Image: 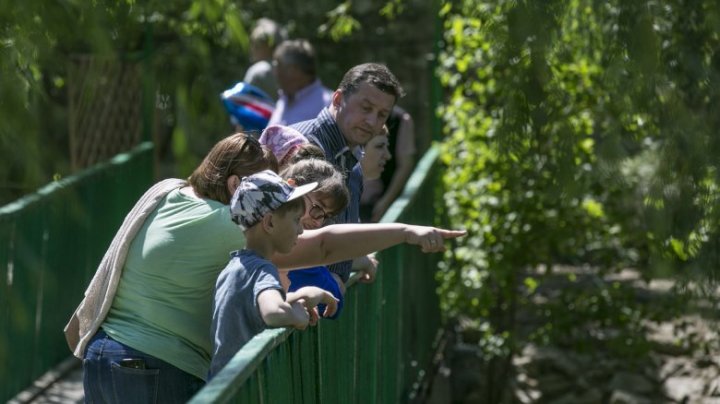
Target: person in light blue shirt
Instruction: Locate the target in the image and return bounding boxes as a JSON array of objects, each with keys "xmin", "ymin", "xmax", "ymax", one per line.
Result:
[{"xmin": 268, "ymin": 39, "xmax": 332, "ymax": 126}]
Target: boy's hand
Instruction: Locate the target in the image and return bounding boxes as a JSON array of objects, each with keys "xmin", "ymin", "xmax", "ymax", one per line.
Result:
[
  {"xmin": 292, "ymin": 286, "xmax": 339, "ymax": 319},
  {"xmin": 404, "ymin": 226, "xmax": 466, "ymax": 253},
  {"xmin": 289, "ymin": 301, "xmax": 310, "ymax": 330},
  {"xmin": 308, "ymin": 307, "xmax": 320, "ymax": 326}
]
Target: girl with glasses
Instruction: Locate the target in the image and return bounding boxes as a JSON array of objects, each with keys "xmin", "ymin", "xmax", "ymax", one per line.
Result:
[{"xmin": 280, "ymin": 158, "xmax": 350, "ymax": 317}]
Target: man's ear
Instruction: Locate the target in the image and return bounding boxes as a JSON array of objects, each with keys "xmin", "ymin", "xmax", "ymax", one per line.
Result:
[
  {"xmin": 331, "ymin": 90, "xmax": 344, "ymax": 109},
  {"xmin": 286, "ymin": 178, "xmax": 297, "ymax": 187},
  {"xmin": 227, "ymin": 175, "xmax": 241, "ymax": 197},
  {"xmin": 261, "ymin": 213, "xmax": 274, "ymax": 233}
]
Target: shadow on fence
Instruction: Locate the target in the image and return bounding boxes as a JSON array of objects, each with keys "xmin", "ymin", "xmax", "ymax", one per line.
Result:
[{"xmin": 0, "ymin": 143, "xmax": 154, "ymax": 403}]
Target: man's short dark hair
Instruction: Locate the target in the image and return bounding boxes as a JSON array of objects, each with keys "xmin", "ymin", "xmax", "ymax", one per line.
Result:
[
  {"xmin": 274, "ymin": 39, "xmax": 317, "ymax": 77},
  {"xmin": 337, "ymin": 63, "xmax": 405, "ymax": 100}
]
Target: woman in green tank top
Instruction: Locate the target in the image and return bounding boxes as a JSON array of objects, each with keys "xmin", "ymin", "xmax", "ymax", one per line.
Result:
[{"xmin": 76, "ymin": 132, "xmax": 464, "ymax": 403}]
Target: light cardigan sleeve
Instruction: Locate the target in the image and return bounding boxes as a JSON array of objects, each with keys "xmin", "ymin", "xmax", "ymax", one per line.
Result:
[{"xmin": 64, "ymin": 178, "xmax": 187, "ymax": 358}]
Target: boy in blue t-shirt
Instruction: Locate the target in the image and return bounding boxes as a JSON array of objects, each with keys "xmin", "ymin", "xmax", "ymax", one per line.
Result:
[{"xmin": 209, "ymin": 170, "xmax": 338, "ymax": 378}]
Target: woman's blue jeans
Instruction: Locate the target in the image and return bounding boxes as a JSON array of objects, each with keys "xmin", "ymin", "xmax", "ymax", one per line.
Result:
[{"xmin": 83, "ymin": 329, "xmax": 205, "ymax": 403}]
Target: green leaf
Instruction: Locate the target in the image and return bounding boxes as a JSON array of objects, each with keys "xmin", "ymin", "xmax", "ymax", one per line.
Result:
[
  {"xmin": 669, "ymin": 237, "xmax": 688, "ymax": 261},
  {"xmin": 523, "ymin": 277, "xmax": 538, "ymax": 293},
  {"xmin": 582, "ymin": 198, "xmax": 604, "ymax": 218}
]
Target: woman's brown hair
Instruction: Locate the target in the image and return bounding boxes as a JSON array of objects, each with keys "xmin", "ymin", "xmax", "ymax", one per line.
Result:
[{"xmin": 188, "ymin": 133, "xmax": 279, "ymax": 204}]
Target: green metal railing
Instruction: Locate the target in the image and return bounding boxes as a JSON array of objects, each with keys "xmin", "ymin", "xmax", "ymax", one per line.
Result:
[
  {"xmin": 190, "ymin": 146, "xmax": 444, "ymax": 404},
  {"xmin": 0, "ymin": 142, "xmax": 154, "ymax": 403}
]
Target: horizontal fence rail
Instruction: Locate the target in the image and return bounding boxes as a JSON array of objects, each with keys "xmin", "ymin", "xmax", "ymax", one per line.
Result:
[
  {"xmin": 190, "ymin": 146, "xmax": 443, "ymax": 404},
  {"xmin": 0, "ymin": 142, "xmax": 154, "ymax": 402}
]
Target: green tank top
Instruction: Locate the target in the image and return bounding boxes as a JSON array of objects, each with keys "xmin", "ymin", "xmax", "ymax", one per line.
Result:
[{"xmin": 102, "ymin": 188, "xmax": 245, "ymax": 380}]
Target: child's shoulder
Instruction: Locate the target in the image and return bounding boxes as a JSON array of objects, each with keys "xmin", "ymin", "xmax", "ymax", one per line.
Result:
[
  {"xmin": 217, "ymin": 250, "xmax": 278, "ymax": 292},
  {"xmin": 232, "ymin": 249, "xmax": 276, "ymax": 273}
]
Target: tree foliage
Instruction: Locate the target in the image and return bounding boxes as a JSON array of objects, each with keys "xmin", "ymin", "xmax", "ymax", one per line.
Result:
[
  {"xmin": 437, "ymin": 0, "xmax": 720, "ymax": 398},
  {"xmin": 0, "ymin": 0, "xmax": 435, "ymax": 205},
  {"xmin": 1, "ymin": 0, "xmax": 250, "ymax": 200}
]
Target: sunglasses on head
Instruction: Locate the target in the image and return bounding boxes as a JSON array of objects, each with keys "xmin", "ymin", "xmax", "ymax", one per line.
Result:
[
  {"xmin": 224, "ymin": 134, "xmax": 264, "ymax": 184},
  {"xmin": 238, "ymin": 133, "xmax": 261, "ymax": 156}
]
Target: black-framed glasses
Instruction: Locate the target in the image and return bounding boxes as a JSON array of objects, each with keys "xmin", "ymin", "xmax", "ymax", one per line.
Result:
[{"xmin": 305, "ymin": 197, "xmax": 330, "ymax": 221}]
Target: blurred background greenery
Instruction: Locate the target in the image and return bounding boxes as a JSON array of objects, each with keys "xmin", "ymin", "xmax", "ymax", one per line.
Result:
[
  {"xmin": 436, "ymin": 0, "xmax": 720, "ymax": 401},
  {"xmin": 0, "ymin": 0, "xmax": 438, "ymax": 204},
  {"xmin": 3, "ymin": 0, "xmax": 720, "ymax": 401}
]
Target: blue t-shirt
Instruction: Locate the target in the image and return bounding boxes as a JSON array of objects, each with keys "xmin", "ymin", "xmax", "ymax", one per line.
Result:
[
  {"xmin": 287, "ymin": 266, "xmax": 344, "ymax": 319},
  {"xmin": 209, "ymin": 249, "xmax": 284, "ymax": 378}
]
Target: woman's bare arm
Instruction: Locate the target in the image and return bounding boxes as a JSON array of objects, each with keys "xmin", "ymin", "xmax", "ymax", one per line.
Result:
[{"xmin": 271, "ymin": 223, "xmax": 465, "ymax": 270}]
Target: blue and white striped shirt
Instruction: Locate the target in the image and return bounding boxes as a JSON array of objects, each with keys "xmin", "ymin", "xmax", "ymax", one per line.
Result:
[{"xmin": 292, "ymin": 108, "xmax": 362, "ymax": 282}]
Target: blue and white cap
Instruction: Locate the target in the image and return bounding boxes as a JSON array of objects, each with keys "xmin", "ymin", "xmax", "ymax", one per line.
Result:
[
  {"xmin": 221, "ymin": 82, "xmax": 275, "ymax": 131},
  {"xmin": 230, "ymin": 170, "xmax": 317, "ymax": 230}
]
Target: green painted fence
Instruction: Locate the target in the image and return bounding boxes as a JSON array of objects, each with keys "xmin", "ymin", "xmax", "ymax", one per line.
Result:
[
  {"xmin": 0, "ymin": 142, "xmax": 154, "ymax": 402},
  {"xmin": 190, "ymin": 146, "xmax": 445, "ymax": 404}
]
